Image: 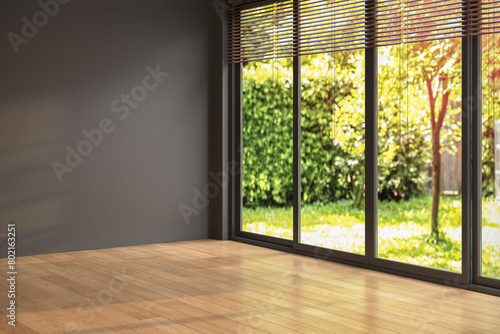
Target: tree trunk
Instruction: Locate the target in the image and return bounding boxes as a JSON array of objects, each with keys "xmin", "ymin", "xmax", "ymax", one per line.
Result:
[
  {"xmin": 351, "ymin": 182, "xmax": 363, "ymax": 209},
  {"xmin": 426, "ymin": 77, "xmax": 449, "ymax": 241},
  {"xmin": 431, "ymin": 131, "xmax": 441, "ymax": 239}
]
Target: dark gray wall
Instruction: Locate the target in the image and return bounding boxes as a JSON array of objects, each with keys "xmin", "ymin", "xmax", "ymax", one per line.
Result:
[{"xmin": 0, "ymin": 0, "xmax": 211, "ymax": 256}]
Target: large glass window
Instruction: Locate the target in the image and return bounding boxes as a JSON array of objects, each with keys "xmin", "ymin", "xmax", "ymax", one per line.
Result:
[
  {"xmin": 242, "ymin": 59, "xmax": 294, "ymax": 240},
  {"xmin": 300, "ymin": 51, "xmax": 365, "ymax": 254},
  {"xmin": 377, "ymin": 40, "xmax": 462, "ymax": 272}
]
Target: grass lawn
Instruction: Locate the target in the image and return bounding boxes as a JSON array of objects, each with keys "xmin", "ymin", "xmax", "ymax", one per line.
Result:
[{"xmin": 243, "ymin": 196, "xmax": 500, "ymax": 278}]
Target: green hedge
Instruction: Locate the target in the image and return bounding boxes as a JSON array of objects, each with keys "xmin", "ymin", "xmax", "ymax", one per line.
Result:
[{"xmin": 242, "ymin": 49, "xmax": 463, "ymax": 208}]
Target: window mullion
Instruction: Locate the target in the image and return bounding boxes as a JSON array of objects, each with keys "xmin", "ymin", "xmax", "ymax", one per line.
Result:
[
  {"xmin": 365, "ymin": 0, "xmax": 378, "ymax": 262},
  {"xmin": 293, "ymin": 0, "xmax": 301, "ymax": 247}
]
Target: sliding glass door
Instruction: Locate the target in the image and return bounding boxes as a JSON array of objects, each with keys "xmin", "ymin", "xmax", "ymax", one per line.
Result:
[
  {"xmin": 300, "ymin": 51, "xmax": 366, "ymax": 254},
  {"xmin": 241, "ymin": 58, "xmax": 294, "ymax": 240},
  {"xmin": 229, "ymin": 0, "xmax": 500, "ymax": 292},
  {"xmin": 377, "ymin": 40, "xmax": 463, "ymax": 273}
]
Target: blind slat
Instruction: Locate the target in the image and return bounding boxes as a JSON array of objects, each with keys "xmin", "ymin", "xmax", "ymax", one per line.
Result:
[{"xmin": 226, "ymin": 0, "xmax": 500, "ymax": 64}]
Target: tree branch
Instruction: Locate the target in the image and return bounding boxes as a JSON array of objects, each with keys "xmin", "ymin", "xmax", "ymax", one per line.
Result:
[
  {"xmin": 436, "ymin": 90, "xmax": 450, "ymax": 132},
  {"xmin": 426, "ymin": 77, "xmax": 436, "ymax": 130}
]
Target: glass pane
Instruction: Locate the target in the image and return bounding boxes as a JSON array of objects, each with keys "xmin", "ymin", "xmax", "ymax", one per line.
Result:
[
  {"xmin": 481, "ymin": 32, "xmax": 500, "ymax": 279},
  {"xmin": 300, "ymin": 51, "xmax": 365, "ymax": 254},
  {"xmin": 242, "ymin": 58, "xmax": 294, "ymax": 239},
  {"xmin": 377, "ymin": 39, "xmax": 462, "ymax": 272}
]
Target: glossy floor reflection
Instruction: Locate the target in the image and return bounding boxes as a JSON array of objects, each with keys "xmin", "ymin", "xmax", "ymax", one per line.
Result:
[{"xmin": 1, "ymin": 240, "xmax": 499, "ymax": 333}]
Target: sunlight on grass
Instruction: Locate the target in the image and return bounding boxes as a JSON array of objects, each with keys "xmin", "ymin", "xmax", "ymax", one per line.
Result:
[
  {"xmin": 243, "ymin": 196, "xmax": 500, "ymax": 276},
  {"xmin": 301, "ymin": 223, "xmax": 365, "ymax": 254}
]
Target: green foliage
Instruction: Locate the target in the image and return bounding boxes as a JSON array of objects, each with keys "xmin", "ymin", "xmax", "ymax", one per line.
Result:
[
  {"xmin": 242, "ymin": 47, "xmax": 441, "ymax": 207},
  {"xmin": 242, "ymin": 37, "xmax": 499, "ymax": 210},
  {"xmin": 301, "ymin": 52, "xmax": 365, "ymax": 205},
  {"xmin": 242, "ymin": 54, "xmax": 369, "ymax": 207},
  {"xmin": 242, "ymin": 59, "xmax": 294, "ymax": 206}
]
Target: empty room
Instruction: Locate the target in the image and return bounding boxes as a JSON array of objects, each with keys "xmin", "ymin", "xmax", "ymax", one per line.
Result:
[{"xmin": 1, "ymin": 0, "xmax": 500, "ymax": 333}]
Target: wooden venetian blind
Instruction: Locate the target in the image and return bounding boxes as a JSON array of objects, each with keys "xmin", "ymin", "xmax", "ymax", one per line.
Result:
[
  {"xmin": 226, "ymin": 0, "xmax": 295, "ymax": 63},
  {"xmin": 226, "ymin": 0, "xmax": 500, "ymax": 64},
  {"xmin": 376, "ymin": 0, "xmax": 500, "ymax": 46},
  {"xmin": 481, "ymin": 0, "xmax": 500, "ymax": 36}
]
